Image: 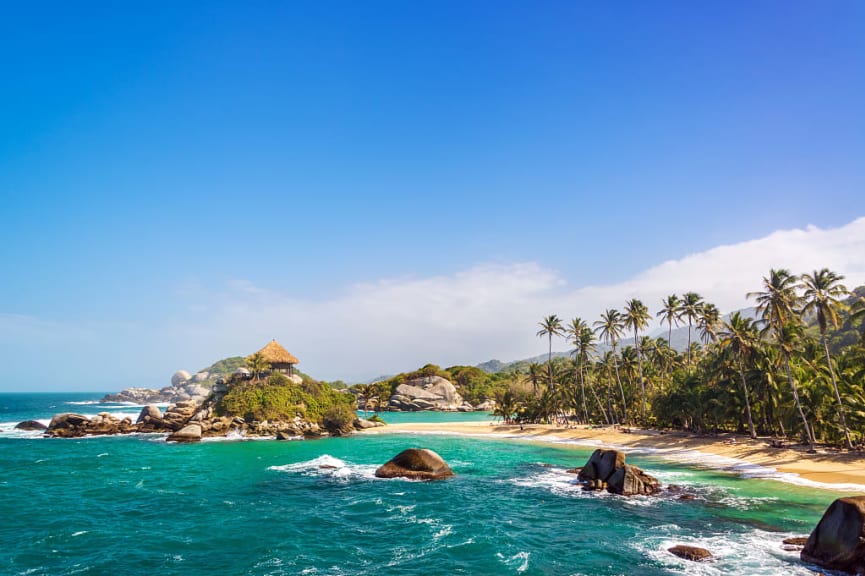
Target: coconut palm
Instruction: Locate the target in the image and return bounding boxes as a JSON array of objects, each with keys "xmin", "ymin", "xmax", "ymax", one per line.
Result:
[
  {"xmin": 524, "ymin": 362, "xmax": 545, "ymax": 397},
  {"xmin": 657, "ymin": 294, "xmax": 682, "ymax": 347},
  {"xmin": 246, "ymin": 352, "xmax": 271, "ymax": 383},
  {"xmin": 566, "ymin": 317, "xmax": 590, "ymax": 422},
  {"xmin": 748, "ymin": 268, "xmax": 815, "ymax": 450},
  {"xmin": 537, "ymin": 315, "xmax": 564, "ymax": 391},
  {"xmin": 679, "ymin": 292, "xmax": 704, "ymax": 370},
  {"xmin": 717, "ymin": 312, "xmax": 759, "ymax": 439},
  {"xmin": 698, "ymin": 302, "xmax": 721, "ymax": 345},
  {"xmin": 801, "ymin": 268, "xmax": 853, "ymax": 448},
  {"xmin": 623, "ymin": 298, "xmax": 651, "ymax": 420},
  {"xmin": 594, "ymin": 309, "xmax": 628, "ymax": 423}
]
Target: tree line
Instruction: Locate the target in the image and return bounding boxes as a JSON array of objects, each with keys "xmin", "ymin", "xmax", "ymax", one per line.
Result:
[{"xmin": 495, "ymin": 268, "xmax": 865, "ymax": 449}]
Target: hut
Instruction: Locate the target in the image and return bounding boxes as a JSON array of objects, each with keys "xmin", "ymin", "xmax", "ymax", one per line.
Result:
[{"xmin": 251, "ymin": 339, "xmax": 300, "ymax": 377}]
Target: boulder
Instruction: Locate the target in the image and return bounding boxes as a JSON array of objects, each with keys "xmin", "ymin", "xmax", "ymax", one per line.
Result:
[
  {"xmin": 668, "ymin": 545, "xmax": 712, "ymax": 561},
  {"xmin": 375, "ymin": 448, "xmax": 455, "ymax": 480},
  {"xmin": 136, "ymin": 405, "xmax": 163, "ymax": 424},
  {"xmin": 475, "ymin": 399, "xmax": 496, "ymax": 411},
  {"xmin": 15, "ymin": 420, "xmax": 47, "ymax": 431},
  {"xmin": 802, "ymin": 496, "xmax": 865, "ymax": 573},
  {"xmin": 577, "ymin": 449, "xmax": 626, "ymax": 483},
  {"xmin": 388, "ymin": 376, "xmax": 467, "ymax": 411},
  {"xmin": 607, "ymin": 464, "xmax": 660, "ymax": 496},
  {"xmin": 191, "ymin": 371, "xmax": 209, "ymax": 383},
  {"xmin": 171, "ymin": 370, "xmax": 191, "ymax": 387},
  {"xmin": 167, "ymin": 423, "xmax": 202, "ymax": 443}
]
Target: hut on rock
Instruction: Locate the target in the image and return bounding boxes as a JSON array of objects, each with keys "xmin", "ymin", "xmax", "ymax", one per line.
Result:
[{"xmin": 251, "ymin": 339, "xmax": 300, "ymax": 377}]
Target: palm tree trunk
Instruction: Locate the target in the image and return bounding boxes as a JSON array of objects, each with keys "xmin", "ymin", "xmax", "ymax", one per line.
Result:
[
  {"xmin": 783, "ymin": 352, "xmax": 815, "ymax": 451},
  {"xmin": 578, "ymin": 361, "xmax": 589, "ymax": 424},
  {"xmin": 548, "ymin": 335, "xmax": 554, "ymax": 392},
  {"xmin": 612, "ymin": 345, "xmax": 628, "ymax": 425},
  {"xmin": 585, "ymin": 367, "xmax": 609, "ymax": 424},
  {"xmin": 634, "ymin": 332, "xmax": 646, "ymax": 421},
  {"xmin": 822, "ymin": 335, "xmax": 853, "ymax": 449},
  {"xmin": 737, "ymin": 356, "xmax": 757, "ymax": 439},
  {"xmin": 687, "ymin": 320, "xmax": 692, "ymax": 370}
]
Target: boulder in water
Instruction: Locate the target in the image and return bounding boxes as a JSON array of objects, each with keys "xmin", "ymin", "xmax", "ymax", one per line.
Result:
[
  {"xmin": 375, "ymin": 448, "xmax": 454, "ymax": 480},
  {"xmin": 607, "ymin": 464, "xmax": 660, "ymax": 496},
  {"xmin": 801, "ymin": 496, "xmax": 865, "ymax": 573},
  {"xmin": 15, "ymin": 420, "xmax": 47, "ymax": 431},
  {"xmin": 577, "ymin": 449, "xmax": 626, "ymax": 484},
  {"xmin": 668, "ymin": 545, "xmax": 712, "ymax": 561}
]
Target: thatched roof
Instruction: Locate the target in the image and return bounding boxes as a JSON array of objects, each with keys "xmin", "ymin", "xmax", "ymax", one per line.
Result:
[{"xmin": 251, "ymin": 339, "xmax": 300, "ymax": 365}]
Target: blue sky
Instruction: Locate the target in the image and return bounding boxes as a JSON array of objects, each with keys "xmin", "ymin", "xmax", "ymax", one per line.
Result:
[{"xmin": 1, "ymin": 1, "xmax": 864, "ymax": 391}]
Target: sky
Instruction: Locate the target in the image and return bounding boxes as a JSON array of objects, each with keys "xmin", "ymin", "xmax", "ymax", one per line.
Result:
[{"xmin": 1, "ymin": 1, "xmax": 864, "ymax": 391}]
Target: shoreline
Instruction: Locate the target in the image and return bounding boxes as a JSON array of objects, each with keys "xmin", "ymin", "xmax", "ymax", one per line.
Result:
[{"xmin": 362, "ymin": 421, "xmax": 865, "ymax": 491}]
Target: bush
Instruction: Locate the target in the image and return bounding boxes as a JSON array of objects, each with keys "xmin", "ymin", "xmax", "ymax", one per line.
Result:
[{"xmin": 322, "ymin": 404, "xmax": 356, "ymax": 436}]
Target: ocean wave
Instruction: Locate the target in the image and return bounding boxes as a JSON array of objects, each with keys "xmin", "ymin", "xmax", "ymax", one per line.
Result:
[
  {"xmin": 269, "ymin": 455, "xmax": 379, "ymax": 481},
  {"xmin": 638, "ymin": 528, "xmax": 813, "ymax": 575}
]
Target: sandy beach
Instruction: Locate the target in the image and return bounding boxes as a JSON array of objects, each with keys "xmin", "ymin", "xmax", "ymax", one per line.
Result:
[{"xmin": 363, "ymin": 421, "xmax": 865, "ymax": 490}]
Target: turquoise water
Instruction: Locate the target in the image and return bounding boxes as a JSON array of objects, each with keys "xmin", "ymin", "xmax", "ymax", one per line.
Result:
[{"xmin": 0, "ymin": 394, "xmax": 856, "ymax": 575}]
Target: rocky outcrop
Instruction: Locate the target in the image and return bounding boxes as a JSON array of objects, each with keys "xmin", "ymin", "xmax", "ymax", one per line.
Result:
[
  {"xmin": 45, "ymin": 412, "xmax": 135, "ymax": 438},
  {"xmin": 15, "ymin": 420, "xmax": 47, "ymax": 431},
  {"xmin": 167, "ymin": 423, "xmax": 202, "ymax": 443},
  {"xmin": 375, "ymin": 448, "xmax": 454, "ymax": 480},
  {"xmin": 576, "ymin": 449, "xmax": 659, "ymax": 496},
  {"xmin": 607, "ymin": 464, "xmax": 661, "ymax": 496},
  {"xmin": 668, "ymin": 545, "xmax": 712, "ymax": 561},
  {"xmin": 387, "ymin": 376, "xmax": 474, "ymax": 412},
  {"xmin": 781, "ymin": 536, "xmax": 808, "ymax": 551},
  {"xmin": 474, "ymin": 399, "xmax": 496, "ymax": 411},
  {"xmin": 802, "ymin": 496, "xmax": 865, "ymax": 573}
]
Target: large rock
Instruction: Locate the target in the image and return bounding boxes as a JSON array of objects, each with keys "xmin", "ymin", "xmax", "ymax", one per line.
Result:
[
  {"xmin": 577, "ymin": 449, "xmax": 626, "ymax": 483},
  {"xmin": 375, "ymin": 448, "xmax": 454, "ymax": 480},
  {"xmin": 389, "ymin": 376, "xmax": 471, "ymax": 411},
  {"xmin": 576, "ymin": 449, "xmax": 659, "ymax": 496},
  {"xmin": 668, "ymin": 545, "xmax": 712, "ymax": 561},
  {"xmin": 171, "ymin": 370, "xmax": 191, "ymax": 387},
  {"xmin": 167, "ymin": 423, "xmax": 202, "ymax": 443},
  {"xmin": 607, "ymin": 464, "xmax": 660, "ymax": 496},
  {"xmin": 802, "ymin": 496, "xmax": 865, "ymax": 573},
  {"xmin": 136, "ymin": 405, "xmax": 163, "ymax": 424},
  {"xmin": 15, "ymin": 420, "xmax": 47, "ymax": 431}
]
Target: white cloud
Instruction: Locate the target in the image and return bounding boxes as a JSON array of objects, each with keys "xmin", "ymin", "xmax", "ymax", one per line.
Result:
[
  {"xmin": 3, "ymin": 217, "xmax": 865, "ymax": 389},
  {"xmin": 165, "ymin": 217, "xmax": 865, "ymax": 382}
]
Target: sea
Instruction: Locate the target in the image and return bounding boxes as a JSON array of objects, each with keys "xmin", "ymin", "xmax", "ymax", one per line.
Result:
[{"xmin": 0, "ymin": 393, "xmax": 857, "ymax": 576}]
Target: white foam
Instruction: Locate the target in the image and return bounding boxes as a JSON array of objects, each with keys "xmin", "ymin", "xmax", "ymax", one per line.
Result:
[
  {"xmin": 639, "ymin": 528, "xmax": 813, "ymax": 575},
  {"xmin": 269, "ymin": 455, "xmax": 378, "ymax": 481}
]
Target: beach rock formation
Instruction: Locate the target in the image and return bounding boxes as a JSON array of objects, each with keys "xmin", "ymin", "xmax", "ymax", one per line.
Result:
[
  {"xmin": 375, "ymin": 448, "xmax": 454, "ymax": 480},
  {"xmin": 668, "ymin": 545, "xmax": 712, "ymax": 561},
  {"xmin": 801, "ymin": 496, "xmax": 865, "ymax": 573},
  {"xmin": 387, "ymin": 376, "xmax": 474, "ymax": 412},
  {"xmin": 45, "ymin": 412, "xmax": 135, "ymax": 437},
  {"xmin": 576, "ymin": 449, "xmax": 660, "ymax": 496},
  {"xmin": 167, "ymin": 423, "xmax": 202, "ymax": 443},
  {"xmin": 15, "ymin": 420, "xmax": 47, "ymax": 431},
  {"xmin": 171, "ymin": 370, "xmax": 192, "ymax": 387}
]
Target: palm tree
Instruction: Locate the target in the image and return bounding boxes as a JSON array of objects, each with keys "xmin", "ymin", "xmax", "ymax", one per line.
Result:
[
  {"xmin": 566, "ymin": 317, "xmax": 590, "ymax": 422},
  {"xmin": 657, "ymin": 294, "xmax": 682, "ymax": 347},
  {"xmin": 623, "ymin": 298, "xmax": 651, "ymax": 420},
  {"xmin": 524, "ymin": 362, "xmax": 545, "ymax": 397},
  {"xmin": 679, "ymin": 292, "xmax": 704, "ymax": 370},
  {"xmin": 698, "ymin": 302, "xmax": 721, "ymax": 345},
  {"xmin": 594, "ymin": 309, "xmax": 628, "ymax": 423},
  {"xmin": 801, "ymin": 268, "xmax": 852, "ymax": 448},
  {"xmin": 246, "ymin": 352, "xmax": 271, "ymax": 383},
  {"xmin": 537, "ymin": 315, "xmax": 564, "ymax": 391},
  {"xmin": 748, "ymin": 268, "xmax": 815, "ymax": 451},
  {"xmin": 718, "ymin": 312, "xmax": 758, "ymax": 439}
]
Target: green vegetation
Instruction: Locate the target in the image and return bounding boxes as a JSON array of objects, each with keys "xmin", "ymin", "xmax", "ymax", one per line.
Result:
[
  {"xmin": 217, "ymin": 372, "xmax": 355, "ymax": 425},
  {"xmin": 505, "ymin": 268, "xmax": 865, "ymax": 449},
  {"xmin": 354, "ymin": 363, "xmax": 518, "ymax": 407}
]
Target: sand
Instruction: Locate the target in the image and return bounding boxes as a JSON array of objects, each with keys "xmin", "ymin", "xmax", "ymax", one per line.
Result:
[{"xmin": 362, "ymin": 421, "xmax": 865, "ymax": 490}]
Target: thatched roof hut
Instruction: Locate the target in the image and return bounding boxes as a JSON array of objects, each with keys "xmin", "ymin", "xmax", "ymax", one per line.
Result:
[{"xmin": 250, "ymin": 339, "xmax": 300, "ymax": 376}]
